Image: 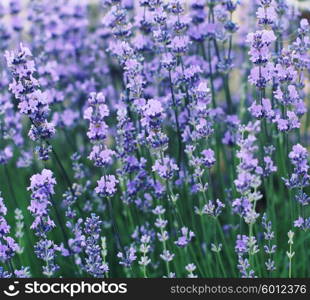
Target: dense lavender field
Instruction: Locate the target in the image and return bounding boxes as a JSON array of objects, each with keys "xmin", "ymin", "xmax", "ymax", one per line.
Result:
[{"xmin": 0, "ymin": 0, "xmax": 309, "ymax": 278}]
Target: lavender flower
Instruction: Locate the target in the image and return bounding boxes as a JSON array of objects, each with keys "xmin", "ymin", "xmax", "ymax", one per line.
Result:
[
  {"xmin": 95, "ymin": 175, "xmax": 119, "ymax": 197},
  {"xmin": 284, "ymin": 144, "xmax": 310, "ymax": 189},
  {"xmin": 237, "ymin": 256, "xmax": 256, "ymax": 278},
  {"xmin": 202, "ymin": 199, "xmax": 225, "ymax": 218},
  {"xmin": 5, "ymin": 44, "xmax": 55, "ymax": 160},
  {"xmin": 262, "ymin": 213, "xmax": 276, "ymax": 272},
  {"xmin": 138, "ymin": 234, "xmax": 151, "ymax": 275},
  {"xmin": 235, "ymin": 233, "xmax": 258, "ymax": 278},
  {"xmin": 34, "ymin": 240, "xmax": 59, "ymax": 276},
  {"xmin": 15, "ymin": 267, "xmax": 31, "ymax": 278},
  {"xmin": 27, "ymin": 169, "xmax": 59, "ymax": 276},
  {"xmin": 201, "ymin": 148, "xmax": 216, "ymax": 168},
  {"xmin": 28, "ymin": 169, "xmax": 56, "ymax": 235},
  {"xmin": 117, "ymin": 246, "xmax": 137, "ymax": 268},
  {"xmin": 160, "ymin": 249, "xmax": 174, "ymax": 262},
  {"xmin": 84, "ymin": 92, "xmax": 109, "ymax": 142},
  {"xmin": 233, "ymin": 123, "xmax": 262, "ymax": 224},
  {"xmin": 235, "ymin": 234, "xmax": 249, "ymax": 255},
  {"xmin": 14, "ymin": 208, "xmax": 24, "ymax": 254},
  {"xmin": 175, "ymin": 227, "xmax": 195, "ymax": 248},
  {"xmin": 185, "ymin": 263, "xmax": 197, "ymax": 278},
  {"xmin": 0, "ymin": 192, "xmax": 19, "ymax": 263},
  {"xmin": 84, "ymin": 214, "xmax": 109, "ymax": 277},
  {"xmin": 152, "ymin": 156, "xmax": 178, "ymax": 179}
]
